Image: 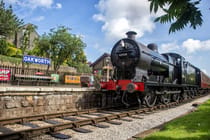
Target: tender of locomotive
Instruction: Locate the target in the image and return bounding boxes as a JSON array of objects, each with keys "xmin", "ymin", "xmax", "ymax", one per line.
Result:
[{"xmin": 100, "ymin": 31, "xmax": 210, "ymax": 107}]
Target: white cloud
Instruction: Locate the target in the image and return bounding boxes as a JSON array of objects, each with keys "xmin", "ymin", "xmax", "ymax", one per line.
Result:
[
  {"xmin": 182, "ymin": 39, "xmax": 210, "ymax": 53},
  {"xmin": 5, "ymin": 0, "xmax": 60, "ymax": 9},
  {"xmin": 32, "ymin": 16, "xmax": 45, "ymax": 22},
  {"xmin": 5, "ymin": 0, "xmax": 18, "ymax": 4},
  {"xmin": 93, "ymin": 0, "xmax": 160, "ymax": 40},
  {"xmin": 160, "ymin": 42, "xmax": 180, "ymax": 53},
  {"xmin": 30, "ymin": 0, "xmax": 53, "ymax": 8},
  {"xmin": 159, "ymin": 39, "xmax": 210, "ymax": 54},
  {"xmin": 55, "ymin": 3, "xmax": 62, "ymax": 9}
]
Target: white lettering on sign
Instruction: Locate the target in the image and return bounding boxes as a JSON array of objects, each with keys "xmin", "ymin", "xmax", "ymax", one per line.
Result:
[
  {"xmin": 0, "ymin": 69, "xmax": 10, "ymax": 74},
  {"xmin": 23, "ymin": 55, "xmax": 51, "ymax": 65}
]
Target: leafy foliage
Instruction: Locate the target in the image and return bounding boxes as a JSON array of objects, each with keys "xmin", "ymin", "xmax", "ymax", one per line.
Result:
[
  {"xmin": 49, "ymin": 26, "xmax": 85, "ymax": 72},
  {"xmin": 30, "ymin": 33, "xmax": 51, "ymax": 58},
  {"xmin": 75, "ymin": 63, "xmax": 92, "ymax": 73},
  {"xmin": 33, "ymin": 26, "xmax": 87, "ymax": 73},
  {"xmin": 149, "ymin": 0, "xmax": 203, "ymax": 33},
  {"xmin": 6, "ymin": 46, "xmax": 22, "ymax": 57},
  {"xmin": 0, "ymin": 39, "xmax": 21, "ymax": 57},
  {"xmin": 0, "ymin": 54, "xmax": 22, "ymax": 65},
  {"xmin": 0, "ymin": 0, "xmax": 23, "ymax": 37},
  {"xmin": 0, "ymin": 39, "xmax": 7, "ymax": 54}
]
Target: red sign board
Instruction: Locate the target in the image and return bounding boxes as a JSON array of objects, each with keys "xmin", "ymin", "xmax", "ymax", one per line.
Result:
[{"xmin": 0, "ymin": 69, "xmax": 11, "ymax": 81}]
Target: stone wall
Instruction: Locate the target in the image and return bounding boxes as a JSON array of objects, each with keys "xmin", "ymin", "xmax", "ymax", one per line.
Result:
[{"xmin": 0, "ymin": 87, "xmax": 104, "ymax": 119}]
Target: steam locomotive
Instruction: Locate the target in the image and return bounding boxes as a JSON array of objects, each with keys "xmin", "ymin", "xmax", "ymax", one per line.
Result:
[{"xmin": 100, "ymin": 31, "xmax": 210, "ymax": 107}]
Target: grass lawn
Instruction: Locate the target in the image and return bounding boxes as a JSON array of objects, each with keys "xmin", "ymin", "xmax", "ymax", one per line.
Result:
[{"xmin": 142, "ymin": 99, "xmax": 210, "ymax": 140}]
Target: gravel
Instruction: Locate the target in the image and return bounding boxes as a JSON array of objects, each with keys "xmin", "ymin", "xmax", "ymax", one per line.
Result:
[
  {"xmin": 32, "ymin": 95, "xmax": 210, "ymax": 140},
  {"xmin": 4, "ymin": 124, "xmax": 31, "ymax": 131}
]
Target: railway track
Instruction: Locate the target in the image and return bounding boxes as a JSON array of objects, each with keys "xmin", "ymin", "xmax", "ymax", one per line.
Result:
[{"xmin": 0, "ymin": 94, "xmax": 208, "ymax": 140}]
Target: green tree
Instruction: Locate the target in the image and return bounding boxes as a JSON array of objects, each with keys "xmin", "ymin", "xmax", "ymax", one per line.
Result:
[
  {"xmin": 49, "ymin": 26, "xmax": 86, "ymax": 73},
  {"xmin": 0, "ymin": 38, "xmax": 7, "ymax": 55},
  {"xmin": 67, "ymin": 49, "xmax": 90, "ymax": 73},
  {"xmin": 67, "ymin": 40, "xmax": 87, "ymax": 65},
  {"xmin": 76, "ymin": 63, "xmax": 92, "ymax": 73},
  {"xmin": 32, "ymin": 26, "xmax": 87, "ymax": 73},
  {"xmin": 6, "ymin": 46, "xmax": 22, "ymax": 57},
  {"xmin": 149, "ymin": 0, "xmax": 203, "ymax": 33},
  {"xmin": 0, "ymin": 0, "xmax": 23, "ymax": 37},
  {"xmin": 31, "ymin": 33, "xmax": 51, "ymax": 58},
  {"xmin": 30, "ymin": 33, "xmax": 51, "ymax": 73},
  {"xmin": 0, "ymin": 38, "xmax": 21, "ymax": 57}
]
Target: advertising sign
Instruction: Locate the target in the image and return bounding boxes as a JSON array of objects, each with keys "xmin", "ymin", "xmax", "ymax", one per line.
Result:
[
  {"xmin": 64, "ymin": 75, "xmax": 80, "ymax": 84},
  {"xmin": 23, "ymin": 55, "xmax": 51, "ymax": 65},
  {"xmin": 51, "ymin": 74, "xmax": 59, "ymax": 83},
  {"xmin": 0, "ymin": 69, "xmax": 11, "ymax": 81}
]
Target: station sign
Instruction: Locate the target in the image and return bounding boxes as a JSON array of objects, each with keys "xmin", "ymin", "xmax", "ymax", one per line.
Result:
[
  {"xmin": 23, "ymin": 55, "xmax": 51, "ymax": 65},
  {"xmin": 0, "ymin": 69, "xmax": 11, "ymax": 81}
]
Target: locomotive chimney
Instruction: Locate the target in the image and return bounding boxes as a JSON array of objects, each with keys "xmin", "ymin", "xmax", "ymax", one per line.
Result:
[
  {"xmin": 147, "ymin": 43, "xmax": 158, "ymax": 52},
  {"xmin": 126, "ymin": 31, "xmax": 137, "ymax": 40}
]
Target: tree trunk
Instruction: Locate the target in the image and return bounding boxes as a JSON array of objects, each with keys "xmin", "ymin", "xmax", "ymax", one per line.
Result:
[
  {"xmin": 21, "ymin": 60, "xmax": 25, "ymax": 74},
  {"xmin": 46, "ymin": 64, "xmax": 50, "ymax": 75}
]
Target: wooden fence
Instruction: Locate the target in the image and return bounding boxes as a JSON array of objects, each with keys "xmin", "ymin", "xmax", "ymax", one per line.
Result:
[{"xmin": 0, "ymin": 64, "xmax": 83, "ymax": 86}]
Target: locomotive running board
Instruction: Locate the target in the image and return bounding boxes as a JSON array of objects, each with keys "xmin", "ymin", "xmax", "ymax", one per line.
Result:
[
  {"xmin": 145, "ymin": 82, "xmax": 182, "ymax": 87},
  {"xmin": 155, "ymin": 90, "xmax": 181, "ymax": 95}
]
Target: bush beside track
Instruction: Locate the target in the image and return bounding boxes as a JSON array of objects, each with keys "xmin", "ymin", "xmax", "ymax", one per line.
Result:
[{"xmin": 141, "ymin": 99, "xmax": 210, "ymax": 140}]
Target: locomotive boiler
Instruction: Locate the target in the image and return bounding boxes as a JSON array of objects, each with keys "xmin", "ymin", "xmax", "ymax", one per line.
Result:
[
  {"xmin": 111, "ymin": 31, "xmax": 169, "ymax": 82},
  {"xmin": 100, "ymin": 31, "xmax": 210, "ymax": 107}
]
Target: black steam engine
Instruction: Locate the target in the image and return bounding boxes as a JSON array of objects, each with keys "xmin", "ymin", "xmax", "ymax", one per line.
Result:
[{"xmin": 100, "ymin": 31, "xmax": 210, "ymax": 107}]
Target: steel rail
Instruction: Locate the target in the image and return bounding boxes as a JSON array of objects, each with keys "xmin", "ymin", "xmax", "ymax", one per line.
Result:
[
  {"xmin": 0, "ymin": 94, "xmax": 208, "ymax": 140},
  {"xmin": 0, "ymin": 108, "xmax": 101, "ymax": 126},
  {"xmin": 0, "ymin": 102, "xmax": 177, "ymax": 140}
]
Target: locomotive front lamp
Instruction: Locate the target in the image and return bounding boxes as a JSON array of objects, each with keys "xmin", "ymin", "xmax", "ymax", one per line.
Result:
[
  {"xmin": 120, "ymin": 40, "xmax": 125, "ymax": 48},
  {"xmin": 105, "ymin": 57, "xmax": 111, "ymax": 82}
]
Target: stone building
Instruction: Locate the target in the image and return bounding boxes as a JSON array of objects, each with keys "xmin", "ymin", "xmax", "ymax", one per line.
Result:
[
  {"xmin": 90, "ymin": 53, "xmax": 113, "ymax": 81},
  {"xmin": 7, "ymin": 23, "xmax": 39, "ymax": 50}
]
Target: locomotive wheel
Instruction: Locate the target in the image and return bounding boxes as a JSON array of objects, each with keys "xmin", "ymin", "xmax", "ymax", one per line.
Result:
[
  {"xmin": 160, "ymin": 94, "xmax": 171, "ymax": 104},
  {"xmin": 182, "ymin": 92, "xmax": 188, "ymax": 100},
  {"xmin": 113, "ymin": 94, "xmax": 121, "ymax": 105},
  {"xmin": 144, "ymin": 91, "xmax": 157, "ymax": 108},
  {"xmin": 188, "ymin": 90, "xmax": 194, "ymax": 99},
  {"xmin": 172, "ymin": 93, "xmax": 180, "ymax": 102}
]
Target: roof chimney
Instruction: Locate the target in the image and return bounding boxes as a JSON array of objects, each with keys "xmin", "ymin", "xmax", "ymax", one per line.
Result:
[{"xmin": 126, "ymin": 31, "xmax": 137, "ymax": 40}]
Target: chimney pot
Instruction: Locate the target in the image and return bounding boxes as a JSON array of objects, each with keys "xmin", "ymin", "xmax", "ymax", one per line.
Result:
[{"xmin": 126, "ymin": 31, "xmax": 137, "ymax": 40}]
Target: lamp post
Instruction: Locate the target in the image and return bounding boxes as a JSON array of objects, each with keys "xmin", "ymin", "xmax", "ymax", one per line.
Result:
[{"xmin": 105, "ymin": 57, "xmax": 110, "ymax": 82}]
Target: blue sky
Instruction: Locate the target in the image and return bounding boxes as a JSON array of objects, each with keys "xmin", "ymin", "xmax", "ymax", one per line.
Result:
[{"xmin": 5, "ymin": 0, "xmax": 210, "ymax": 75}]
